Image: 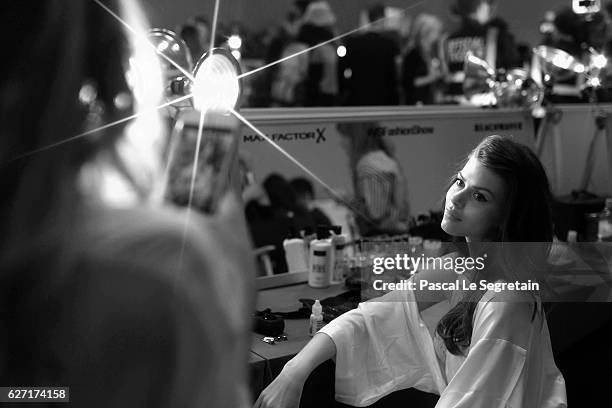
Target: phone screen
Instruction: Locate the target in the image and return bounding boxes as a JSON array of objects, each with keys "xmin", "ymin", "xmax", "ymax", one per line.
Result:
[{"xmin": 165, "ymin": 109, "xmax": 240, "ymax": 213}]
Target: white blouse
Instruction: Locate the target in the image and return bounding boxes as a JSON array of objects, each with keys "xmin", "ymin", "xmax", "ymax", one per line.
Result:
[{"xmin": 318, "ymin": 287, "xmax": 567, "ymax": 407}]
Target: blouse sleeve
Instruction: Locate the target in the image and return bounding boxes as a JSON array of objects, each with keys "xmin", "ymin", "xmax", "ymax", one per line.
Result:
[
  {"xmin": 318, "ymin": 288, "xmax": 446, "ymax": 407},
  {"xmin": 436, "ymin": 296, "xmax": 547, "ymax": 408}
]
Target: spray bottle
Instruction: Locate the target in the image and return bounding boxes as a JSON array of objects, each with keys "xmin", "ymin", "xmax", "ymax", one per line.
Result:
[{"xmin": 329, "ymin": 226, "xmax": 347, "ymax": 284}]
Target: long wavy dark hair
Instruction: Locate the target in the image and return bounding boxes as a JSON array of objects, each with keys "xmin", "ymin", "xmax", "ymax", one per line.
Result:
[
  {"xmin": 0, "ymin": 1, "xmax": 133, "ymax": 251},
  {"xmin": 436, "ymin": 135, "xmax": 553, "ymax": 355}
]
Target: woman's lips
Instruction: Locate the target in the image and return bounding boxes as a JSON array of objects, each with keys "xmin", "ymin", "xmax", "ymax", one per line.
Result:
[{"xmin": 444, "ymin": 208, "xmax": 462, "ymax": 221}]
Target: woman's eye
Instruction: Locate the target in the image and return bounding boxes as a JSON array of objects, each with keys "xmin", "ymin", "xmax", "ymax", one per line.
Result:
[
  {"xmin": 473, "ymin": 192, "xmax": 487, "ymax": 202},
  {"xmin": 454, "ymin": 178, "xmax": 464, "ymax": 187}
]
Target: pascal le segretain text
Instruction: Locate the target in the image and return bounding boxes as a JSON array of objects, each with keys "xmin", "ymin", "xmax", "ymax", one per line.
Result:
[{"xmin": 372, "ymin": 278, "xmax": 540, "ymax": 293}]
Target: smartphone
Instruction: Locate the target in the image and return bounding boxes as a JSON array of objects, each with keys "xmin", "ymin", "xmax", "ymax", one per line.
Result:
[{"xmin": 164, "ymin": 108, "xmax": 240, "ymax": 214}]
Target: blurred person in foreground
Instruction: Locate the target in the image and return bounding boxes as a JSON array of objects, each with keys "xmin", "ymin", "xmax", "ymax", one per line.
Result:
[{"xmin": 0, "ymin": 1, "xmax": 254, "ymax": 407}]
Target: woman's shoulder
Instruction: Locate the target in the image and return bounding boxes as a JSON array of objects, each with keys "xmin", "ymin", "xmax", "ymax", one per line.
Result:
[
  {"xmin": 480, "ymin": 281, "xmax": 539, "ymax": 304},
  {"xmin": 356, "ymin": 151, "xmax": 397, "ymax": 172},
  {"xmin": 475, "ymin": 286, "xmax": 540, "ymax": 340}
]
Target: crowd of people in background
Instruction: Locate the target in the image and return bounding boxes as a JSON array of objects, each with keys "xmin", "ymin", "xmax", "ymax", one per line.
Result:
[
  {"xmin": 243, "ymin": 173, "xmax": 332, "ymax": 275},
  {"xmin": 175, "ymin": 0, "xmax": 612, "ymax": 107}
]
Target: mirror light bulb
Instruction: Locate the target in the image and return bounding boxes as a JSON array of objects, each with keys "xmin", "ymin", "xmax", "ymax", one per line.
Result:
[
  {"xmin": 228, "ymin": 35, "xmax": 242, "ymax": 50},
  {"xmin": 192, "ymin": 51, "xmax": 240, "ymax": 113}
]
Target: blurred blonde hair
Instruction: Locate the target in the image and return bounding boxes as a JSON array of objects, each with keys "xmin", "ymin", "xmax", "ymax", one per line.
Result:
[{"xmin": 406, "ymin": 13, "xmax": 443, "ymax": 53}]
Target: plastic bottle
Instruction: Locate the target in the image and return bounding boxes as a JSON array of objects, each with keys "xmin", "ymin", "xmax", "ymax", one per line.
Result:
[
  {"xmin": 597, "ymin": 198, "xmax": 612, "ymax": 242},
  {"xmin": 302, "ymin": 226, "xmax": 317, "ymax": 248},
  {"xmin": 329, "ymin": 226, "xmax": 347, "ymax": 284},
  {"xmin": 283, "ymin": 227, "xmax": 309, "ymax": 274},
  {"xmin": 308, "ymin": 227, "xmax": 332, "ymax": 288},
  {"xmin": 423, "ymin": 239, "xmax": 442, "ymax": 258},
  {"xmin": 309, "ymin": 299, "xmax": 325, "ymax": 336},
  {"xmin": 566, "ymin": 229, "xmax": 578, "ymax": 262},
  {"xmin": 409, "ymin": 236, "xmax": 424, "ymax": 256}
]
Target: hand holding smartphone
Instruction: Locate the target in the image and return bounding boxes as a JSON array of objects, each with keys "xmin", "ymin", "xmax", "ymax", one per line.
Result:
[{"xmin": 165, "ymin": 109, "xmax": 240, "ymax": 214}]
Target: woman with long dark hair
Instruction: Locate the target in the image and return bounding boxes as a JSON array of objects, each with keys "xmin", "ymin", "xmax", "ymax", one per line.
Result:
[
  {"xmin": 0, "ymin": 1, "xmax": 254, "ymax": 407},
  {"xmin": 254, "ymin": 135, "xmax": 566, "ymax": 407}
]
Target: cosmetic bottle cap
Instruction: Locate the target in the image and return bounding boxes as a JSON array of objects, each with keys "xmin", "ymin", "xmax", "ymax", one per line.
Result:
[{"xmin": 312, "ymin": 299, "xmax": 322, "ymax": 316}]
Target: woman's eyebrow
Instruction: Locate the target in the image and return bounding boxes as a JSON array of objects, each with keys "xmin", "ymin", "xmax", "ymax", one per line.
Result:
[{"xmin": 458, "ymin": 172, "xmax": 495, "ymax": 197}]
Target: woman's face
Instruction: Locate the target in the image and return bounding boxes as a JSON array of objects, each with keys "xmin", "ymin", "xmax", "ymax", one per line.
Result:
[
  {"xmin": 474, "ymin": 2, "xmax": 491, "ymax": 24},
  {"xmin": 422, "ymin": 24, "xmax": 441, "ymax": 49},
  {"xmin": 441, "ymin": 156, "xmax": 506, "ymax": 241}
]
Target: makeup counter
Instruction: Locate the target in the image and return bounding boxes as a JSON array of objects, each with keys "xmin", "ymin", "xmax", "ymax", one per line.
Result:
[{"xmin": 242, "ymin": 104, "xmax": 612, "ymax": 406}]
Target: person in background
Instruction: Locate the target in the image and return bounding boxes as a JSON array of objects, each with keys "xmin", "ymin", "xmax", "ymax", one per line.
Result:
[
  {"xmin": 0, "ymin": 1, "xmax": 254, "ymax": 407},
  {"xmin": 270, "ymin": 1, "xmax": 338, "ymax": 107},
  {"xmin": 402, "ymin": 14, "xmax": 445, "ymax": 105},
  {"xmin": 179, "ymin": 23, "xmax": 204, "ymax": 64},
  {"xmin": 244, "ymin": 174, "xmax": 298, "ymax": 274},
  {"xmin": 341, "ymin": 3, "xmax": 400, "ymax": 106},
  {"xmin": 336, "ymin": 122, "xmax": 410, "ymax": 236},
  {"xmin": 296, "ymin": 1, "xmax": 339, "ymax": 106},
  {"xmin": 254, "ymin": 135, "xmax": 566, "ymax": 408},
  {"xmin": 265, "ymin": 11, "xmax": 303, "ymax": 106},
  {"xmin": 289, "ymin": 177, "xmax": 333, "ymax": 228},
  {"xmin": 444, "ymin": 0, "xmax": 519, "ymax": 102},
  {"xmin": 192, "ymin": 15, "xmax": 211, "ymax": 50}
]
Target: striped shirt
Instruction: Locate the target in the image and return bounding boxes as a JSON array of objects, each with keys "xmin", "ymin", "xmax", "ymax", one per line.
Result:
[{"xmin": 355, "ymin": 151, "xmax": 409, "ymax": 233}]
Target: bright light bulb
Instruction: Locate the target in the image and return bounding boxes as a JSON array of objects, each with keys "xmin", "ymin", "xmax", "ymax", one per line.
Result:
[
  {"xmin": 593, "ymin": 54, "xmax": 607, "ymax": 69},
  {"xmin": 337, "ymin": 45, "xmax": 347, "ymax": 58},
  {"xmin": 552, "ymin": 54, "xmax": 569, "ymax": 69},
  {"xmin": 157, "ymin": 40, "xmax": 169, "ymax": 52},
  {"xmin": 193, "ymin": 52, "xmax": 240, "ymax": 113},
  {"xmin": 228, "ymin": 35, "xmax": 242, "ymax": 50},
  {"xmin": 231, "ymin": 50, "xmax": 241, "ymax": 60},
  {"xmin": 588, "ymin": 77, "xmax": 602, "ymax": 87}
]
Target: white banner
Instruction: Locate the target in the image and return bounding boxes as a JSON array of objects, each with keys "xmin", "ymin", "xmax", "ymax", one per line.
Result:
[{"xmin": 239, "ymin": 107, "xmax": 535, "ymax": 215}]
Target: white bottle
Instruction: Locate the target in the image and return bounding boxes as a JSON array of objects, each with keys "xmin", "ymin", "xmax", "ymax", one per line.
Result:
[
  {"xmin": 423, "ymin": 239, "xmax": 442, "ymax": 258},
  {"xmin": 308, "ymin": 238, "xmax": 332, "ymax": 288},
  {"xmin": 283, "ymin": 229, "xmax": 308, "ymax": 274},
  {"xmin": 309, "ymin": 299, "xmax": 325, "ymax": 336},
  {"xmin": 329, "ymin": 226, "xmax": 347, "ymax": 284},
  {"xmin": 409, "ymin": 236, "xmax": 424, "ymax": 256}
]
